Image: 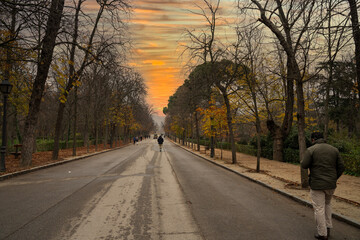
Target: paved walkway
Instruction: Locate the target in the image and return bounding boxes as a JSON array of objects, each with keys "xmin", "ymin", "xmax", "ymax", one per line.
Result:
[
  {"xmin": 2, "ymin": 140, "xmax": 359, "ymax": 229},
  {"xmin": 172, "ymin": 141, "xmax": 360, "ymax": 228}
]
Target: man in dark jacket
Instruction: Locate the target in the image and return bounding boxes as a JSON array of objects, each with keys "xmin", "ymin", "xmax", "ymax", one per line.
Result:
[
  {"xmin": 301, "ymin": 132, "xmax": 345, "ymax": 240},
  {"xmin": 157, "ymin": 135, "xmax": 164, "ymax": 152}
]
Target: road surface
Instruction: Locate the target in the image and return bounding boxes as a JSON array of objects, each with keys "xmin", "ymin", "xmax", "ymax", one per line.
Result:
[{"xmin": 0, "ymin": 139, "xmax": 359, "ymax": 240}]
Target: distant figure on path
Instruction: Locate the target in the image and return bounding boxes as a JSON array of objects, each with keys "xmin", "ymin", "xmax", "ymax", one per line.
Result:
[
  {"xmin": 157, "ymin": 135, "xmax": 164, "ymax": 152},
  {"xmin": 301, "ymin": 132, "xmax": 345, "ymax": 240}
]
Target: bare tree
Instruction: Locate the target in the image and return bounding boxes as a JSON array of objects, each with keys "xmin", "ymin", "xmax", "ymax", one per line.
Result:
[
  {"xmin": 231, "ymin": 26, "xmax": 264, "ymax": 172},
  {"xmin": 316, "ymin": 0, "xmax": 352, "ymax": 139},
  {"xmin": 347, "ymin": 0, "xmax": 360, "ymax": 105},
  {"xmin": 242, "ymin": 0, "xmax": 323, "ymax": 187},
  {"xmin": 182, "ymin": 0, "xmax": 240, "ymax": 163},
  {"xmin": 181, "ymin": 0, "xmax": 222, "ymax": 158},
  {"xmin": 52, "ymin": 0, "xmax": 130, "ymax": 159},
  {"xmin": 21, "ymin": 0, "xmax": 65, "ymax": 166}
]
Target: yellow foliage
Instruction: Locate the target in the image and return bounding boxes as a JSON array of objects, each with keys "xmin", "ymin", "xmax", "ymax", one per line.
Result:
[
  {"xmin": 59, "ymin": 95, "xmax": 67, "ymax": 103},
  {"xmin": 197, "ymin": 97, "xmax": 229, "ymax": 138}
]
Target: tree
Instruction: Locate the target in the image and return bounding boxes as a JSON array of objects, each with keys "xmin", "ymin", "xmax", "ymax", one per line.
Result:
[
  {"xmin": 317, "ymin": 0, "xmax": 353, "ymax": 139},
  {"xmin": 182, "ymin": 0, "xmax": 223, "ymax": 157},
  {"xmin": 52, "ymin": 0, "xmax": 130, "ymax": 159},
  {"xmin": 212, "ymin": 60, "xmax": 245, "ymax": 164},
  {"xmin": 197, "ymin": 96, "xmax": 228, "ymax": 147},
  {"xmin": 165, "ymin": 84, "xmax": 193, "ymax": 145},
  {"xmin": 231, "ymin": 26, "xmax": 265, "ymax": 172},
  {"xmin": 21, "ymin": 0, "xmax": 65, "ymax": 166},
  {"xmin": 243, "ymin": 0, "xmax": 323, "ymax": 187},
  {"xmin": 186, "ymin": 65, "xmax": 214, "ymax": 150},
  {"xmin": 316, "ymin": 60, "xmax": 358, "ymax": 134},
  {"xmin": 347, "ymin": 0, "xmax": 360, "ymax": 107}
]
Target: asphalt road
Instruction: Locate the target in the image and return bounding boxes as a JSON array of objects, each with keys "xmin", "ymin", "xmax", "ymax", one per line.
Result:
[{"xmin": 0, "ymin": 139, "xmax": 359, "ymax": 240}]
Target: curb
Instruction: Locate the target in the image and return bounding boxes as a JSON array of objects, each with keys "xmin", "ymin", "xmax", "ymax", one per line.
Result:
[
  {"xmin": 171, "ymin": 140, "xmax": 360, "ymax": 229},
  {"xmin": 0, "ymin": 144, "xmax": 131, "ymax": 181}
]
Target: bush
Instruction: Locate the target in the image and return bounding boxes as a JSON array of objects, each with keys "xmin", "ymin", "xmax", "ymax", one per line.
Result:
[
  {"xmin": 284, "ymin": 127, "xmax": 312, "ymax": 149},
  {"xmin": 216, "ymin": 141, "xmax": 231, "ymax": 150},
  {"xmin": 36, "ymin": 139, "xmax": 85, "ymax": 152},
  {"xmin": 341, "ymin": 153, "xmax": 360, "ymax": 176},
  {"xmin": 328, "ymin": 138, "xmax": 353, "ymax": 153},
  {"xmin": 249, "ymin": 134, "xmax": 272, "ymax": 148},
  {"xmin": 283, "ymin": 148, "xmax": 299, "ymax": 163},
  {"xmin": 237, "ymin": 144, "xmax": 256, "ymax": 156},
  {"xmin": 249, "ymin": 134, "xmax": 273, "ymax": 159},
  {"xmin": 237, "ymin": 139, "xmax": 248, "ymax": 145}
]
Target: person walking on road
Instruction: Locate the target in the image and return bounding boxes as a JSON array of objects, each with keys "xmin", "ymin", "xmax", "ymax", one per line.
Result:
[
  {"xmin": 301, "ymin": 132, "xmax": 345, "ymax": 240},
  {"xmin": 157, "ymin": 135, "xmax": 164, "ymax": 152}
]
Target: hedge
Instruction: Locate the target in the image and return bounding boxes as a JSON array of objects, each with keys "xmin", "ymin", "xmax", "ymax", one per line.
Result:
[
  {"xmin": 36, "ymin": 140, "xmax": 85, "ymax": 152},
  {"xmin": 341, "ymin": 153, "xmax": 360, "ymax": 176},
  {"xmin": 237, "ymin": 144, "xmax": 257, "ymax": 156}
]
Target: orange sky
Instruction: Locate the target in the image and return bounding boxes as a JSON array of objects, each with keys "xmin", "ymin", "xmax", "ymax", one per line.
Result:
[{"xmin": 86, "ymin": 0, "xmax": 237, "ymax": 115}]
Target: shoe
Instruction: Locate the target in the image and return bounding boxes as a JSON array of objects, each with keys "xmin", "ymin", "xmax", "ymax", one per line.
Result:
[
  {"xmin": 327, "ymin": 228, "xmax": 330, "ymax": 238},
  {"xmin": 314, "ymin": 234, "xmax": 328, "ymax": 240}
]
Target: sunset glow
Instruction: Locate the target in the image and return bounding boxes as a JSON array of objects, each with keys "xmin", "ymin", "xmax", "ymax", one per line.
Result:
[
  {"xmin": 86, "ymin": 0, "xmax": 237, "ymax": 115},
  {"xmin": 128, "ymin": 0, "xmax": 237, "ymax": 115}
]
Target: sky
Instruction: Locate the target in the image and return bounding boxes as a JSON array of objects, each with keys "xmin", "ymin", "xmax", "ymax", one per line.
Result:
[
  {"xmin": 86, "ymin": 0, "xmax": 238, "ymax": 115},
  {"xmin": 129, "ymin": 0, "xmax": 238, "ymax": 115}
]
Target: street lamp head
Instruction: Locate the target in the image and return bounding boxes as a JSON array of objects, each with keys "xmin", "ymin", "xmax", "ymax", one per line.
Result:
[{"xmin": 0, "ymin": 80, "xmax": 13, "ymax": 95}]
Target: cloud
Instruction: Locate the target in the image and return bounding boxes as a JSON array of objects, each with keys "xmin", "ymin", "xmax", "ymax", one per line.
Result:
[
  {"xmin": 128, "ymin": 0, "xmax": 237, "ymax": 113},
  {"xmin": 142, "ymin": 60, "xmax": 165, "ymax": 66}
]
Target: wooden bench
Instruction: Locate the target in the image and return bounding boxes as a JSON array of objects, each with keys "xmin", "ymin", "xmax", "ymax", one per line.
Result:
[{"xmin": 10, "ymin": 144, "xmax": 22, "ymax": 159}]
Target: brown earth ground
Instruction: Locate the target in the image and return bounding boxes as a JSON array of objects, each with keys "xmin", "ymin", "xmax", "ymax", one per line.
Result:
[
  {"xmin": 1, "ymin": 140, "xmax": 359, "ymax": 225},
  {"xmin": 173, "ymin": 141, "xmax": 360, "ymax": 225},
  {"xmin": 0, "ymin": 142, "xmax": 125, "ymax": 176}
]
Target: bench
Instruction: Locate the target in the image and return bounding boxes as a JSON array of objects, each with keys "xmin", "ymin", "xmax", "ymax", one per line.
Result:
[{"xmin": 10, "ymin": 144, "xmax": 22, "ymax": 159}]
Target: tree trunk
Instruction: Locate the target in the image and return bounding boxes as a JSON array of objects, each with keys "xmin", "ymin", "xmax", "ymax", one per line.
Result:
[
  {"xmin": 195, "ymin": 111, "xmax": 200, "ymax": 151},
  {"xmin": 253, "ymin": 97, "xmax": 262, "ymax": 172},
  {"xmin": 266, "ymin": 58, "xmax": 294, "ymax": 162},
  {"xmin": 83, "ymin": 105, "xmax": 89, "ymax": 152},
  {"xmin": 182, "ymin": 129, "xmax": 185, "ymax": 145},
  {"xmin": 109, "ymin": 123, "xmax": 115, "ymax": 148},
  {"xmin": 296, "ymin": 76, "xmax": 309, "ymax": 188},
  {"xmin": 267, "ymin": 120, "xmax": 284, "ymax": 161},
  {"xmin": 95, "ymin": 120, "xmax": 98, "ymax": 151},
  {"xmin": 223, "ymin": 93, "xmax": 236, "ymax": 164},
  {"xmin": 348, "ymin": 0, "xmax": 360, "ymax": 107},
  {"xmin": 104, "ymin": 124, "xmax": 108, "ymax": 149},
  {"xmin": 72, "ymin": 86, "xmax": 78, "ymax": 156},
  {"xmin": 14, "ymin": 111, "xmax": 22, "ymax": 143},
  {"xmin": 256, "ymin": 130, "xmax": 261, "ymax": 172},
  {"xmin": 210, "ymin": 136, "xmax": 215, "ymax": 157},
  {"xmin": 21, "ymin": 0, "xmax": 65, "ymax": 166},
  {"xmin": 66, "ymin": 113, "xmax": 71, "ymax": 149},
  {"xmin": 53, "ymin": 0, "xmax": 81, "ymax": 159},
  {"xmin": 52, "ymin": 102, "xmax": 65, "ymax": 160},
  {"xmin": 84, "ymin": 114, "xmax": 89, "ymax": 152}
]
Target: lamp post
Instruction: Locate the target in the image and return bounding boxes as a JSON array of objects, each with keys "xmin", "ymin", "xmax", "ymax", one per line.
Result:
[{"xmin": 0, "ymin": 79, "xmax": 13, "ymax": 172}]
